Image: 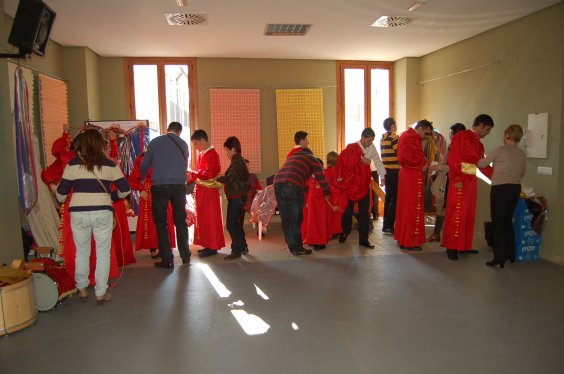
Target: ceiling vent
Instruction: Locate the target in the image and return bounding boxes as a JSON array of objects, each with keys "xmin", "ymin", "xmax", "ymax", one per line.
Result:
[
  {"xmin": 371, "ymin": 16, "xmax": 415, "ymax": 28},
  {"xmin": 164, "ymin": 12, "xmax": 208, "ymax": 26},
  {"xmin": 265, "ymin": 24, "xmax": 311, "ymax": 36}
]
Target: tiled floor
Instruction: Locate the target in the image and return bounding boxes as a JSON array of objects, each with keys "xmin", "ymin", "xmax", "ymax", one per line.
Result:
[{"xmin": 2, "ymin": 218, "xmax": 564, "ymax": 374}]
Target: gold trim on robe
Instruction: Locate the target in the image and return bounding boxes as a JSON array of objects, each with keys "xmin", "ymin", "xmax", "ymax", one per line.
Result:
[
  {"xmin": 195, "ymin": 178, "xmax": 224, "ymax": 188},
  {"xmin": 461, "ymin": 162, "xmax": 477, "ymax": 175}
]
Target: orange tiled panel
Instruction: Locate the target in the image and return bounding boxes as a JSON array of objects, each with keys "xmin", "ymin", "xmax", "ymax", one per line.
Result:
[
  {"xmin": 39, "ymin": 75, "xmax": 69, "ymax": 166},
  {"xmin": 210, "ymin": 88, "xmax": 261, "ymax": 173},
  {"xmin": 275, "ymin": 88, "xmax": 325, "ymax": 167}
]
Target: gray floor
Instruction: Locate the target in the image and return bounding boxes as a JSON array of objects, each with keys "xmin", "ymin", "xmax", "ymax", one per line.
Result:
[{"xmin": 2, "ymin": 219, "xmax": 564, "ymax": 374}]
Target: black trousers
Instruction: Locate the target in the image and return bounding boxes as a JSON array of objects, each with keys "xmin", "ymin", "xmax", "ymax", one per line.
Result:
[
  {"xmin": 490, "ymin": 184, "xmax": 521, "ymax": 262},
  {"xmin": 151, "ymin": 184, "xmax": 190, "ymax": 264},
  {"xmin": 342, "ymin": 190, "xmax": 370, "ymax": 242},
  {"xmin": 226, "ymin": 196, "xmax": 247, "ymax": 254},
  {"xmin": 383, "ymin": 168, "xmax": 399, "ymax": 230}
]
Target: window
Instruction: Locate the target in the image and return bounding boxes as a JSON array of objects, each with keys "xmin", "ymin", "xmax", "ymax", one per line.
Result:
[
  {"xmin": 336, "ymin": 61, "xmax": 393, "ymax": 150},
  {"xmin": 125, "ymin": 58, "xmax": 198, "ymax": 145}
]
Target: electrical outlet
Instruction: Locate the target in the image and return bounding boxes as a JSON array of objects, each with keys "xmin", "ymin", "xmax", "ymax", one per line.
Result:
[{"xmin": 537, "ymin": 166, "xmax": 553, "ymax": 175}]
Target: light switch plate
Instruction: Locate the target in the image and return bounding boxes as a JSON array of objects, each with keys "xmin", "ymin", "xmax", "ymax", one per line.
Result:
[{"xmin": 537, "ymin": 166, "xmax": 553, "ymax": 175}]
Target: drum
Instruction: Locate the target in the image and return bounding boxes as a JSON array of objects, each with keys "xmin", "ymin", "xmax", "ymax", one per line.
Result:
[
  {"xmin": 32, "ymin": 266, "xmax": 77, "ymax": 312},
  {"xmin": 0, "ymin": 275, "xmax": 38, "ymax": 335}
]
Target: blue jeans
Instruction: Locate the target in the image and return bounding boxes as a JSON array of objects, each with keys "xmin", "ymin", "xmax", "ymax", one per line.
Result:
[
  {"xmin": 274, "ymin": 183, "xmax": 304, "ymax": 252},
  {"xmin": 70, "ymin": 210, "xmax": 112, "ymax": 297}
]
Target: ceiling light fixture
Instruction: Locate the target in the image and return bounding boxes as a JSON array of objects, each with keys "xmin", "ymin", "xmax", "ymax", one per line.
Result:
[
  {"xmin": 176, "ymin": 0, "xmax": 187, "ymax": 7},
  {"xmin": 408, "ymin": 0, "xmax": 426, "ymax": 12}
]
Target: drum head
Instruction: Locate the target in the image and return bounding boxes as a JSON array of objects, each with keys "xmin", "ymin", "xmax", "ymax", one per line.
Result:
[{"xmin": 33, "ymin": 273, "xmax": 59, "ymax": 311}]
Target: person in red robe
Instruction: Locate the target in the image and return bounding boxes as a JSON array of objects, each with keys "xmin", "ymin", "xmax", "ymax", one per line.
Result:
[
  {"xmin": 286, "ymin": 130, "xmax": 309, "ymax": 159},
  {"xmin": 394, "ymin": 120, "xmax": 432, "ymax": 250},
  {"xmin": 129, "ymin": 153, "xmax": 176, "ymax": 257},
  {"xmin": 301, "ymin": 159, "xmax": 332, "ymax": 250},
  {"xmin": 442, "ymin": 114, "xmax": 494, "ymax": 260},
  {"xmin": 188, "ymin": 130, "xmax": 225, "ymax": 258},
  {"xmin": 335, "ymin": 128, "xmax": 376, "ymax": 248},
  {"xmin": 324, "ymin": 151, "xmax": 348, "ymax": 238}
]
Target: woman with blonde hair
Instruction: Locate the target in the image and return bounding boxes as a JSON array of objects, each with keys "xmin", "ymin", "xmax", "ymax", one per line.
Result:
[
  {"xmin": 478, "ymin": 124, "xmax": 526, "ymax": 268},
  {"xmin": 57, "ymin": 129, "xmax": 130, "ymax": 303}
]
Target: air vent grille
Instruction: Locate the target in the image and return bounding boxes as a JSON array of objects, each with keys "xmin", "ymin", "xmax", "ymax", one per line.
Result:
[
  {"xmin": 265, "ymin": 24, "xmax": 311, "ymax": 36},
  {"xmin": 371, "ymin": 16, "xmax": 415, "ymax": 28},
  {"xmin": 164, "ymin": 12, "xmax": 208, "ymax": 26}
]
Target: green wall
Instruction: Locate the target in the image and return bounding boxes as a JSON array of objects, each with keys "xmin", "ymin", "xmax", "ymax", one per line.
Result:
[
  {"xmin": 417, "ymin": 2, "xmax": 564, "ymax": 262},
  {"xmin": 99, "ymin": 57, "xmax": 126, "ymax": 120},
  {"xmin": 197, "ymin": 58, "xmax": 337, "ymax": 179},
  {"xmin": 0, "ymin": 0, "xmax": 22, "ymax": 264}
]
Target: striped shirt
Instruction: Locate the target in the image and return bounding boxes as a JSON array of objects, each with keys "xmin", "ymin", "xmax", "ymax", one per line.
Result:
[
  {"xmin": 380, "ymin": 132, "xmax": 400, "ymax": 169},
  {"xmin": 273, "ymin": 149, "xmax": 330, "ymax": 196},
  {"xmin": 57, "ymin": 156, "xmax": 131, "ymax": 212}
]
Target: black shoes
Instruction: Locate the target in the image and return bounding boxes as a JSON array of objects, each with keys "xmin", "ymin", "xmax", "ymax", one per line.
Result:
[
  {"xmin": 224, "ymin": 252, "xmax": 242, "ymax": 260},
  {"xmin": 338, "ymin": 233, "xmax": 349, "ymax": 243},
  {"xmin": 382, "ymin": 228, "xmax": 394, "ymax": 234},
  {"xmin": 199, "ymin": 248, "xmax": 217, "ymax": 258},
  {"xmin": 465, "ymin": 249, "xmax": 479, "ymax": 254},
  {"xmin": 400, "ymin": 245, "xmax": 422, "ymax": 251},
  {"xmin": 242, "ymin": 246, "xmax": 249, "ymax": 254},
  {"xmin": 359, "ymin": 241, "xmax": 375, "ymax": 249},
  {"xmin": 154, "ymin": 261, "xmax": 174, "ymax": 269},
  {"xmin": 447, "ymin": 249, "xmax": 459, "ymax": 261},
  {"xmin": 290, "ymin": 248, "xmax": 312, "ymax": 256},
  {"xmin": 182, "ymin": 257, "xmax": 191, "ymax": 265},
  {"xmin": 486, "ymin": 260, "xmax": 505, "ymax": 269},
  {"xmin": 150, "ymin": 249, "xmax": 160, "ymax": 258},
  {"xmin": 312, "ymin": 245, "xmax": 326, "ymax": 250}
]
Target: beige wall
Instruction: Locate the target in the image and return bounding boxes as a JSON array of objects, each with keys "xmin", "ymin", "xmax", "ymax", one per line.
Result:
[
  {"xmin": 417, "ymin": 2, "xmax": 564, "ymax": 262},
  {"xmin": 197, "ymin": 58, "xmax": 338, "ymax": 179}
]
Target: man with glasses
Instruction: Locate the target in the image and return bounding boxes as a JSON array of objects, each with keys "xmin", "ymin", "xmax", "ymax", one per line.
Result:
[{"xmin": 394, "ymin": 120, "xmax": 432, "ymax": 251}]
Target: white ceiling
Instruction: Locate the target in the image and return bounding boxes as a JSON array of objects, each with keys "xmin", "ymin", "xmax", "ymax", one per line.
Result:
[{"xmin": 4, "ymin": 0, "xmax": 561, "ymax": 60}]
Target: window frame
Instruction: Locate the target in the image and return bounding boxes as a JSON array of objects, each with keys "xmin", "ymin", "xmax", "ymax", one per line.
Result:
[
  {"xmin": 124, "ymin": 57, "xmax": 199, "ymax": 135},
  {"xmin": 336, "ymin": 60, "xmax": 394, "ymax": 151}
]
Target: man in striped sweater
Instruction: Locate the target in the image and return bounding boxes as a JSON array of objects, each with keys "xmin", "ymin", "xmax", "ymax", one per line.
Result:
[
  {"xmin": 274, "ymin": 148, "xmax": 338, "ymax": 256},
  {"xmin": 380, "ymin": 117, "xmax": 400, "ymax": 234}
]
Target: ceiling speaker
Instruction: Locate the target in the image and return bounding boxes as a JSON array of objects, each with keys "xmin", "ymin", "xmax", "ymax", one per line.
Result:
[{"xmin": 8, "ymin": 0, "xmax": 56, "ymax": 56}]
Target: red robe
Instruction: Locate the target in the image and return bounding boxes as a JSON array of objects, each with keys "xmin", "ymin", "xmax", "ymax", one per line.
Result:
[
  {"xmin": 112, "ymin": 200, "xmax": 136, "ymax": 265},
  {"xmin": 336, "ymin": 143, "xmax": 372, "ymax": 202},
  {"xmin": 394, "ymin": 128, "xmax": 427, "ymax": 247},
  {"xmin": 244, "ymin": 174, "xmax": 262, "ymax": 212},
  {"xmin": 107, "ymin": 138, "xmax": 136, "ymax": 265},
  {"xmin": 129, "ymin": 154, "xmax": 176, "ymax": 251},
  {"xmin": 301, "ymin": 177, "xmax": 331, "ymax": 245},
  {"xmin": 41, "ymin": 131, "xmax": 75, "ymax": 186},
  {"xmin": 189, "ymin": 147, "xmax": 225, "ymax": 250},
  {"xmin": 442, "ymin": 130, "xmax": 493, "ymax": 251},
  {"xmin": 325, "ymin": 166, "xmax": 348, "ymax": 236}
]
